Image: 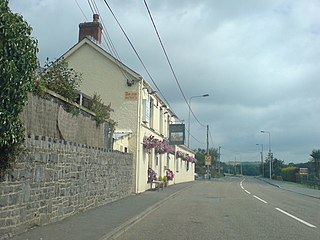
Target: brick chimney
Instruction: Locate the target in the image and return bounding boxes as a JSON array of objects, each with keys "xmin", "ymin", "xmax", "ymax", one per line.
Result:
[{"xmin": 78, "ymin": 14, "xmax": 103, "ymax": 44}]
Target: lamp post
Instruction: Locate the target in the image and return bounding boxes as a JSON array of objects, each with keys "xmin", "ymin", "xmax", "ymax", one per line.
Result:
[
  {"xmin": 261, "ymin": 130, "xmax": 271, "ymax": 179},
  {"xmin": 187, "ymin": 94, "xmax": 209, "ymax": 147},
  {"xmin": 218, "ymin": 146, "xmax": 221, "ymax": 174},
  {"xmin": 256, "ymin": 143, "xmax": 264, "ymax": 177}
]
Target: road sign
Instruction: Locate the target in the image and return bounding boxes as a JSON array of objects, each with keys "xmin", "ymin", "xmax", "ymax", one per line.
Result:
[
  {"xmin": 299, "ymin": 168, "xmax": 308, "ymax": 174},
  {"xmin": 205, "ymin": 155, "xmax": 212, "ymax": 166}
]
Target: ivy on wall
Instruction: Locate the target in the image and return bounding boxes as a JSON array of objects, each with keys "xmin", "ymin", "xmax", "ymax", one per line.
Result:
[{"xmin": 0, "ymin": 0, "xmax": 39, "ymax": 177}]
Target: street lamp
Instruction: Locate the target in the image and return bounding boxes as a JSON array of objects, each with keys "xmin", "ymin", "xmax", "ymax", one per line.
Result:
[
  {"xmin": 187, "ymin": 94, "xmax": 209, "ymax": 147},
  {"xmin": 218, "ymin": 146, "xmax": 221, "ymax": 174},
  {"xmin": 260, "ymin": 130, "xmax": 272, "ymax": 179},
  {"xmin": 256, "ymin": 143, "xmax": 264, "ymax": 177}
]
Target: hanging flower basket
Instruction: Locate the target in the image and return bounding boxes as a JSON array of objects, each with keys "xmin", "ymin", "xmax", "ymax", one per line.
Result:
[
  {"xmin": 176, "ymin": 151, "xmax": 185, "ymax": 159},
  {"xmin": 143, "ymin": 135, "xmax": 174, "ymax": 155},
  {"xmin": 143, "ymin": 135, "xmax": 159, "ymax": 150}
]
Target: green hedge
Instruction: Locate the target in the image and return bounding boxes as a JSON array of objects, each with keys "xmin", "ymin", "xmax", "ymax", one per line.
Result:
[{"xmin": 281, "ymin": 167, "xmax": 299, "ymax": 182}]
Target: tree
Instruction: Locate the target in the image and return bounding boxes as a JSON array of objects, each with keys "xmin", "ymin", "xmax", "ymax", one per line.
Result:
[
  {"xmin": 263, "ymin": 157, "xmax": 284, "ymax": 179},
  {"xmin": 272, "ymin": 158, "xmax": 284, "ymax": 178},
  {"xmin": 195, "ymin": 148, "xmax": 219, "ymax": 175},
  {"xmin": 0, "ymin": 0, "xmax": 38, "ymax": 176},
  {"xmin": 310, "ymin": 149, "xmax": 320, "ymax": 179},
  {"xmin": 241, "ymin": 162, "xmax": 260, "ymax": 176}
]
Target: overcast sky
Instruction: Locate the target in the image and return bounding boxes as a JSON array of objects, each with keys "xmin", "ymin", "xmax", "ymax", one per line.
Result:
[{"xmin": 9, "ymin": 0, "xmax": 320, "ymax": 164}]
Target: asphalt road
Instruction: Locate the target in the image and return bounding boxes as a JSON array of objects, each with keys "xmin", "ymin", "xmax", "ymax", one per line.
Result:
[{"xmin": 116, "ymin": 177, "xmax": 320, "ymax": 240}]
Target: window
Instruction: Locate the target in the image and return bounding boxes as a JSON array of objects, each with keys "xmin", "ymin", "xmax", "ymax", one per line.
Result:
[
  {"xmin": 149, "ymin": 98, "xmax": 154, "ymax": 128},
  {"xmin": 160, "ymin": 107, "xmax": 163, "ymax": 134},
  {"xmin": 155, "ymin": 152, "xmax": 159, "ymax": 166},
  {"xmin": 147, "ymin": 149, "xmax": 152, "ymax": 168},
  {"xmin": 142, "ymin": 98, "xmax": 150, "ymax": 123},
  {"xmin": 176, "ymin": 157, "xmax": 179, "ymax": 172}
]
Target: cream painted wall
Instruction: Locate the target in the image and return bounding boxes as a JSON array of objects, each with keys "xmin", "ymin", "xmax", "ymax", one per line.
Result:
[
  {"xmin": 65, "ymin": 41, "xmax": 140, "ymax": 150},
  {"xmin": 173, "ymin": 146, "xmax": 196, "ymax": 184}
]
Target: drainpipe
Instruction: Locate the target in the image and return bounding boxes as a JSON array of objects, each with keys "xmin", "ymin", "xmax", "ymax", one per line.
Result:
[{"xmin": 135, "ymin": 79, "xmax": 143, "ymax": 193}]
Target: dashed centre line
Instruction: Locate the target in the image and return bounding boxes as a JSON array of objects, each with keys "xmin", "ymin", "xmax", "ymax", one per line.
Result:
[
  {"xmin": 253, "ymin": 195, "xmax": 268, "ymax": 204},
  {"xmin": 275, "ymin": 208, "xmax": 317, "ymax": 228},
  {"xmin": 240, "ymin": 178, "xmax": 317, "ymax": 229}
]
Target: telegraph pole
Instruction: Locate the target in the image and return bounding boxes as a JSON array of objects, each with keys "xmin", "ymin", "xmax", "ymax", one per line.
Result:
[
  {"xmin": 207, "ymin": 125, "xmax": 210, "ymax": 179},
  {"xmin": 218, "ymin": 146, "xmax": 221, "ymax": 174}
]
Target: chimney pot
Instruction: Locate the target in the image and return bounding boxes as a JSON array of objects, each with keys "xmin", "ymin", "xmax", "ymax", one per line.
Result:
[{"xmin": 93, "ymin": 14, "xmax": 99, "ymax": 22}]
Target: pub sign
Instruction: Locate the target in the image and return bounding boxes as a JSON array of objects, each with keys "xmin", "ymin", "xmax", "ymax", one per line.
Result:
[{"xmin": 169, "ymin": 124, "xmax": 185, "ymax": 145}]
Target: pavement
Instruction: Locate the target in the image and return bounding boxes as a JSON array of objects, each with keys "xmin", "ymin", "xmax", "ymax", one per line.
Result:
[
  {"xmin": 259, "ymin": 178, "xmax": 320, "ymax": 199},
  {"xmin": 10, "ymin": 182, "xmax": 194, "ymax": 240},
  {"xmin": 9, "ymin": 178, "xmax": 319, "ymax": 240}
]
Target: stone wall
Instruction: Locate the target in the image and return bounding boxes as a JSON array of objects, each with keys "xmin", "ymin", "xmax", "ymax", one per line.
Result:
[{"xmin": 0, "ymin": 135, "xmax": 133, "ymax": 239}]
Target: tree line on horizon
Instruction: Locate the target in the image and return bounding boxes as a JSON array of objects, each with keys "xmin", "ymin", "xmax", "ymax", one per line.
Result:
[{"xmin": 194, "ymin": 148, "xmax": 320, "ymax": 181}]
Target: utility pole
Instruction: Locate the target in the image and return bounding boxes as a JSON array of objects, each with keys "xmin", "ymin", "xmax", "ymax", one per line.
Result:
[
  {"xmin": 218, "ymin": 146, "xmax": 221, "ymax": 174},
  {"xmin": 206, "ymin": 125, "xmax": 210, "ymax": 179},
  {"xmin": 261, "ymin": 130, "xmax": 272, "ymax": 179}
]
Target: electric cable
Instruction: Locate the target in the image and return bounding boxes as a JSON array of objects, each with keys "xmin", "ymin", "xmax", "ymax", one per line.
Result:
[
  {"xmin": 75, "ymin": 0, "xmax": 88, "ymax": 21},
  {"xmin": 143, "ymin": 0, "xmax": 206, "ymax": 128},
  {"xmin": 101, "ymin": 0, "xmax": 174, "ymax": 111},
  {"xmin": 88, "ymin": 0, "xmax": 132, "ymax": 82}
]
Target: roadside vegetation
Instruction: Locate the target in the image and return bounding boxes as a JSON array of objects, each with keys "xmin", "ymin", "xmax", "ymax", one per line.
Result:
[
  {"xmin": 0, "ymin": 0, "xmax": 38, "ymax": 178},
  {"xmin": 195, "ymin": 147, "xmax": 320, "ymax": 189}
]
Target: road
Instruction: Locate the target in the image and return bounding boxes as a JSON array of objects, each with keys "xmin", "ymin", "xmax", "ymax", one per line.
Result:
[{"xmin": 116, "ymin": 177, "xmax": 320, "ymax": 240}]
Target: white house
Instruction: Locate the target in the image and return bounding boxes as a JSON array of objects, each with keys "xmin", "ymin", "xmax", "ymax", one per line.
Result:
[{"xmin": 60, "ymin": 14, "xmax": 196, "ymax": 193}]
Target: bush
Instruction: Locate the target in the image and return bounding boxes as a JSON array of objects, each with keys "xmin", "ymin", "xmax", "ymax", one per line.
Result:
[
  {"xmin": 0, "ymin": 0, "xmax": 38, "ymax": 177},
  {"xmin": 88, "ymin": 93, "xmax": 115, "ymax": 127},
  {"xmin": 37, "ymin": 58, "xmax": 82, "ymax": 102},
  {"xmin": 281, "ymin": 167, "xmax": 299, "ymax": 182}
]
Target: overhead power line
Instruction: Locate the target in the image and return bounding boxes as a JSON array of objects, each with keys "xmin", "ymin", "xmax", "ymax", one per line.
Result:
[
  {"xmin": 143, "ymin": 0, "xmax": 206, "ymax": 129},
  {"xmin": 102, "ymin": 0, "xmax": 174, "ymax": 112},
  {"xmin": 87, "ymin": 0, "xmax": 132, "ymax": 82},
  {"xmin": 75, "ymin": 0, "xmax": 88, "ymax": 21},
  {"xmin": 100, "ymin": 0, "xmax": 206, "ymax": 145}
]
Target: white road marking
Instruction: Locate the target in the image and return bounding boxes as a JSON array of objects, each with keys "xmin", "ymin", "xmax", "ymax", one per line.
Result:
[
  {"xmin": 253, "ymin": 195, "xmax": 268, "ymax": 204},
  {"xmin": 239, "ymin": 179, "xmax": 316, "ymax": 229},
  {"xmin": 240, "ymin": 179, "xmax": 250, "ymax": 194},
  {"xmin": 240, "ymin": 179, "xmax": 244, "ymax": 189},
  {"xmin": 275, "ymin": 208, "xmax": 317, "ymax": 228},
  {"xmin": 244, "ymin": 189, "xmax": 251, "ymax": 195}
]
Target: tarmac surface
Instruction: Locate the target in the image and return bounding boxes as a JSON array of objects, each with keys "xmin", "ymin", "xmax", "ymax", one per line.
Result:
[{"xmin": 9, "ymin": 177, "xmax": 319, "ymax": 240}]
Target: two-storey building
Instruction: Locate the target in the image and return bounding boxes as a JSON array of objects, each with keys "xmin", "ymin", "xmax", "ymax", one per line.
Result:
[{"xmin": 59, "ymin": 14, "xmax": 196, "ymax": 193}]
